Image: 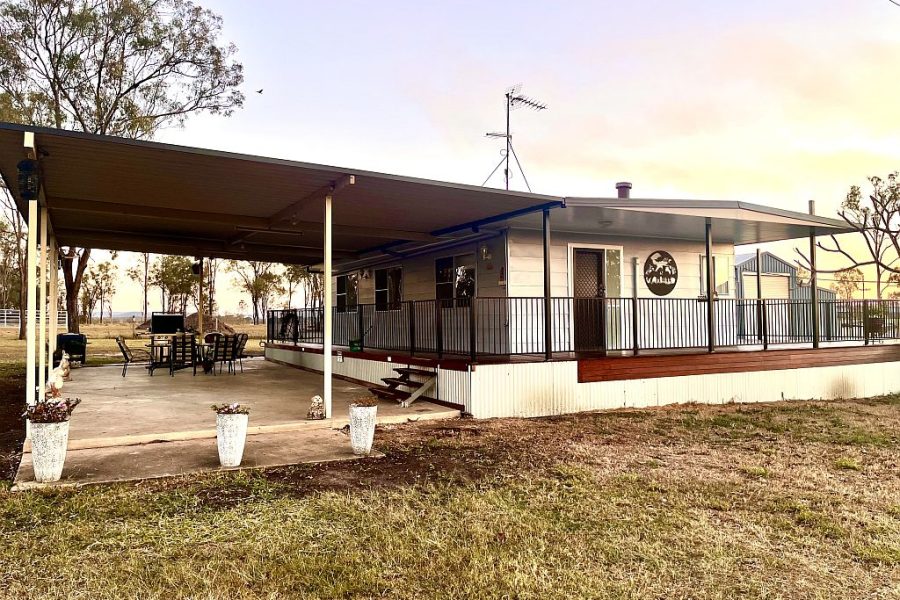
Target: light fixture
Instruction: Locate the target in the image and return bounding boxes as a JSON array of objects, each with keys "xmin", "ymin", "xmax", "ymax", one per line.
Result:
[{"xmin": 16, "ymin": 159, "xmax": 39, "ymax": 200}]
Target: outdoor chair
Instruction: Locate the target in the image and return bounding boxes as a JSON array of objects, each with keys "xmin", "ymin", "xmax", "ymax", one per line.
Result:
[
  {"xmin": 115, "ymin": 336, "xmax": 150, "ymax": 378},
  {"xmin": 168, "ymin": 334, "xmax": 198, "ymax": 376},
  {"xmin": 208, "ymin": 333, "xmax": 232, "ymax": 375},
  {"xmin": 234, "ymin": 333, "xmax": 250, "ymax": 373}
]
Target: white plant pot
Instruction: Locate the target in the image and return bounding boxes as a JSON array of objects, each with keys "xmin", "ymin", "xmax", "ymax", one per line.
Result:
[
  {"xmin": 30, "ymin": 421, "xmax": 69, "ymax": 483},
  {"xmin": 216, "ymin": 413, "xmax": 249, "ymax": 467},
  {"xmin": 349, "ymin": 405, "xmax": 378, "ymax": 455}
]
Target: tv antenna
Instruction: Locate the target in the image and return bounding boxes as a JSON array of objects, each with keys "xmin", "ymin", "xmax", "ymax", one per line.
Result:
[{"xmin": 482, "ymin": 84, "xmax": 547, "ymax": 192}]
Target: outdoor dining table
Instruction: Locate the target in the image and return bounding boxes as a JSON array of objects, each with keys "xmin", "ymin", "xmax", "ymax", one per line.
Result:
[{"xmin": 143, "ymin": 333, "xmax": 200, "ymax": 373}]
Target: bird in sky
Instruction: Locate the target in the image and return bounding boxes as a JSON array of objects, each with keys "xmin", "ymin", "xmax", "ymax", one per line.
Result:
[{"xmin": 256, "ymin": 89, "xmax": 263, "ymax": 94}]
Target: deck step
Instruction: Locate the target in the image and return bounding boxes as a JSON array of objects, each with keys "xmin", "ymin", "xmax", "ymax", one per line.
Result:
[
  {"xmin": 381, "ymin": 377, "xmax": 424, "ymax": 389},
  {"xmin": 394, "ymin": 367, "xmax": 436, "ymax": 377},
  {"xmin": 369, "ymin": 387, "xmax": 409, "ymax": 400}
]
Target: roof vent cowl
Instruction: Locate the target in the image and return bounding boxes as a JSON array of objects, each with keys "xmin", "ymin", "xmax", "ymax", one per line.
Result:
[{"xmin": 615, "ymin": 181, "xmax": 632, "ymax": 199}]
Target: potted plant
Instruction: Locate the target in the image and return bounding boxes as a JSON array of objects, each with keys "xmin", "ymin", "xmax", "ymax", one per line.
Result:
[
  {"xmin": 25, "ymin": 381, "xmax": 81, "ymax": 483},
  {"xmin": 212, "ymin": 403, "xmax": 250, "ymax": 467},
  {"xmin": 349, "ymin": 397, "xmax": 378, "ymax": 455}
]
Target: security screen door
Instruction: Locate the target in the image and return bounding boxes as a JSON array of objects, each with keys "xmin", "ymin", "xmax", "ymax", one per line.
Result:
[{"xmin": 573, "ymin": 249, "xmax": 606, "ymax": 351}]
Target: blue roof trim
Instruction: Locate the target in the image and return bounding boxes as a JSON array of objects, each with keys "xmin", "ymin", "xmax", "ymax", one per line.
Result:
[{"xmin": 429, "ymin": 200, "xmax": 565, "ymax": 237}]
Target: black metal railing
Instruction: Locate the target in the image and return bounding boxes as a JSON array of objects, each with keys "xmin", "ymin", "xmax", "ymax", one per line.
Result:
[{"xmin": 267, "ymin": 297, "xmax": 900, "ymax": 359}]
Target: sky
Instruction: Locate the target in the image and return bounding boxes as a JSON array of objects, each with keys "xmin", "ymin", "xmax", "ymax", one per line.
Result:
[{"xmin": 103, "ymin": 0, "xmax": 900, "ymax": 313}]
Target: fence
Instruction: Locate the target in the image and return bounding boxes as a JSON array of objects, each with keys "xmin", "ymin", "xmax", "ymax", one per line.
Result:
[
  {"xmin": 0, "ymin": 309, "xmax": 68, "ymax": 328},
  {"xmin": 267, "ymin": 297, "xmax": 900, "ymax": 359}
]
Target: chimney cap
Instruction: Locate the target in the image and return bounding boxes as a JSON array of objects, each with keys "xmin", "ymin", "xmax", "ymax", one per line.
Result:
[{"xmin": 615, "ymin": 181, "xmax": 632, "ymax": 199}]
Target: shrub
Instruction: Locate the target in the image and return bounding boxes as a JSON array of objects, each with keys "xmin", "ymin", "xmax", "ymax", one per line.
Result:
[
  {"xmin": 211, "ymin": 403, "xmax": 250, "ymax": 415},
  {"xmin": 351, "ymin": 397, "xmax": 379, "ymax": 408},
  {"xmin": 24, "ymin": 398, "xmax": 81, "ymax": 423}
]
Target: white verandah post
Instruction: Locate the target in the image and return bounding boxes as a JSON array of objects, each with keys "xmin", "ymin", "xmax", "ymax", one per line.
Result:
[
  {"xmin": 38, "ymin": 206, "xmax": 48, "ymax": 398},
  {"xmin": 49, "ymin": 233, "xmax": 59, "ymax": 357},
  {"xmin": 323, "ymin": 193, "xmax": 333, "ymax": 419},
  {"xmin": 25, "ymin": 198, "xmax": 38, "ymax": 412}
]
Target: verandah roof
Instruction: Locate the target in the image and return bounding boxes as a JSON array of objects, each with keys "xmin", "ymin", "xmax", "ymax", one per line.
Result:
[
  {"xmin": 0, "ymin": 122, "xmax": 562, "ymax": 265},
  {"xmin": 0, "ymin": 121, "xmax": 852, "ymax": 266}
]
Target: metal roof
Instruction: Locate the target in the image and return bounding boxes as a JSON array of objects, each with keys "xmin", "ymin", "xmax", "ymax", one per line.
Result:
[
  {"xmin": 0, "ymin": 122, "xmax": 562, "ymax": 264},
  {"xmin": 0, "ymin": 122, "xmax": 854, "ymax": 263}
]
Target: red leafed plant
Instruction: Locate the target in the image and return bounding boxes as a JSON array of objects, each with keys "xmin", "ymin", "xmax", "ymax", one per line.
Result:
[
  {"xmin": 24, "ymin": 384, "xmax": 81, "ymax": 423},
  {"xmin": 211, "ymin": 403, "xmax": 250, "ymax": 415}
]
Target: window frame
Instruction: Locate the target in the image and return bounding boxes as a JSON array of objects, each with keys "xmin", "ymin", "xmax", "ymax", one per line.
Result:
[
  {"xmin": 336, "ymin": 273, "xmax": 359, "ymax": 313},
  {"xmin": 435, "ymin": 254, "xmax": 477, "ymax": 308},
  {"xmin": 700, "ymin": 254, "xmax": 732, "ymax": 297},
  {"xmin": 374, "ymin": 266, "xmax": 403, "ymax": 312}
]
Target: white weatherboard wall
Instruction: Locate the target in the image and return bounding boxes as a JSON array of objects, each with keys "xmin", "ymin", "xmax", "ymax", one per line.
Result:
[
  {"xmin": 266, "ymin": 346, "xmax": 472, "ymax": 413},
  {"xmin": 506, "ymin": 229, "xmax": 735, "ymax": 299},
  {"xmin": 506, "ymin": 229, "xmax": 736, "ymax": 351},
  {"xmin": 468, "ymin": 360, "xmax": 900, "ymax": 419}
]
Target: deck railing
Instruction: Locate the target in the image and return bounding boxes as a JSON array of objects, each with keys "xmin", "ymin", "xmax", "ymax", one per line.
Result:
[{"xmin": 267, "ymin": 297, "xmax": 900, "ymax": 359}]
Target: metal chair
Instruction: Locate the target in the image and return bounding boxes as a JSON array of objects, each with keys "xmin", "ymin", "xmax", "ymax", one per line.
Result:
[
  {"xmin": 115, "ymin": 336, "xmax": 150, "ymax": 378},
  {"xmin": 208, "ymin": 334, "xmax": 231, "ymax": 375},
  {"xmin": 168, "ymin": 335, "xmax": 198, "ymax": 376},
  {"xmin": 233, "ymin": 333, "xmax": 250, "ymax": 373}
]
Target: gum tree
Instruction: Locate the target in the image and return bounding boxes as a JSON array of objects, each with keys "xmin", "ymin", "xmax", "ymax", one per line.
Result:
[{"xmin": 0, "ymin": 0, "xmax": 244, "ymax": 331}]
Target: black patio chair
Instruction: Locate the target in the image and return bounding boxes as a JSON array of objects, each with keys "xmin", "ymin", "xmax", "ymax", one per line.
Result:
[
  {"xmin": 208, "ymin": 333, "xmax": 232, "ymax": 375},
  {"xmin": 233, "ymin": 333, "xmax": 250, "ymax": 373},
  {"xmin": 115, "ymin": 336, "xmax": 150, "ymax": 378},
  {"xmin": 169, "ymin": 335, "xmax": 198, "ymax": 376}
]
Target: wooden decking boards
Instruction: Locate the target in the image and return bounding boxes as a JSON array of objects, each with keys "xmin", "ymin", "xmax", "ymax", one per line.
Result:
[{"xmin": 577, "ymin": 345, "xmax": 900, "ymax": 383}]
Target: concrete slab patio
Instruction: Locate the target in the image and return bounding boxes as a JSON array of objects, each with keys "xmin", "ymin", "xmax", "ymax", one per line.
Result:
[
  {"xmin": 14, "ymin": 358, "xmax": 459, "ymax": 489},
  {"xmin": 47, "ymin": 357, "xmax": 458, "ymax": 449},
  {"xmin": 13, "ymin": 428, "xmax": 375, "ymax": 490}
]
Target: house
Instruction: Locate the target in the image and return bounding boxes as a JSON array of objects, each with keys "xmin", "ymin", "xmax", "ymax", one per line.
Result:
[
  {"xmin": 5, "ymin": 122, "xmax": 900, "ymax": 428},
  {"xmin": 734, "ymin": 251, "xmax": 839, "ymax": 343}
]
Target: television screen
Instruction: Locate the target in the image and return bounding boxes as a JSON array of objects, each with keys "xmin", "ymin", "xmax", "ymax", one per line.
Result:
[{"xmin": 151, "ymin": 313, "xmax": 185, "ymax": 334}]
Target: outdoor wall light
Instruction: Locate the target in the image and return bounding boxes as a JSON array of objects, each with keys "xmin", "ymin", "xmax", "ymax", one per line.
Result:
[{"xmin": 16, "ymin": 158, "xmax": 39, "ymax": 200}]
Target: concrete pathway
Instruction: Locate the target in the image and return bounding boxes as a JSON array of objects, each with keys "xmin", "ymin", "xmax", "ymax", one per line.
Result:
[
  {"xmin": 13, "ymin": 428, "xmax": 379, "ymax": 490},
  {"xmin": 13, "ymin": 358, "xmax": 457, "ymax": 489}
]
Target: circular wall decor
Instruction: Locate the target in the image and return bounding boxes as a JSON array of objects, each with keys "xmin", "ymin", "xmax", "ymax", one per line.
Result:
[{"xmin": 644, "ymin": 251, "xmax": 678, "ymax": 296}]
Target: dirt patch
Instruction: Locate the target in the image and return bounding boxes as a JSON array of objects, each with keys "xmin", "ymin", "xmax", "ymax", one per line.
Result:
[
  {"xmin": 179, "ymin": 396, "xmax": 900, "ymax": 505},
  {"xmin": 0, "ymin": 365, "xmax": 25, "ymax": 483}
]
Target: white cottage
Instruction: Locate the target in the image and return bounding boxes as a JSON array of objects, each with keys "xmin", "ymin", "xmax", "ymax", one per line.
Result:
[{"xmin": 4, "ymin": 122, "xmax": 897, "ymax": 424}]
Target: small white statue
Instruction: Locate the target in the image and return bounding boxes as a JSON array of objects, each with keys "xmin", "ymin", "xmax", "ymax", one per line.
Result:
[
  {"xmin": 307, "ymin": 395, "xmax": 325, "ymax": 420},
  {"xmin": 59, "ymin": 352, "xmax": 71, "ymax": 380}
]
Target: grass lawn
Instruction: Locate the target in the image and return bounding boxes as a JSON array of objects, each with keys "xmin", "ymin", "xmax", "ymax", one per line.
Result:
[{"xmin": 0, "ymin": 354, "xmax": 898, "ymax": 597}]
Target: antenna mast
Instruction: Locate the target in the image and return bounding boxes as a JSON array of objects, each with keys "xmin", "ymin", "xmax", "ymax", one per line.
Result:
[{"xmin": 483, "ymin": 84, "xmax": 547, "ymax": 192}]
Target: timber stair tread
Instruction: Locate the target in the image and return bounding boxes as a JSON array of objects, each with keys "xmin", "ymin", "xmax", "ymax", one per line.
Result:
[
  {"xmin": 381, "ymin": 377, "xmax": 424, "ymax": 389},
  {"xmin": 394, "ymin": 367, "xmax": 436, "ymax": 377},
  {"xmin": 369, "ymin": 387, "xmax": 410, "ymax": 401}
]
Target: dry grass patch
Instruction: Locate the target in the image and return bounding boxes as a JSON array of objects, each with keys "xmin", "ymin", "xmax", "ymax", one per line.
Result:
[{"xmin": 0, "ymin": 373, "xmax": 898, "ymax": 597}]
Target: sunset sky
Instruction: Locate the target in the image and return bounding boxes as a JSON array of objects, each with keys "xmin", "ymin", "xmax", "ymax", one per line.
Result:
[{"xmin": 107, "ymin": 0, "xmax": 900, "ymax": 313}]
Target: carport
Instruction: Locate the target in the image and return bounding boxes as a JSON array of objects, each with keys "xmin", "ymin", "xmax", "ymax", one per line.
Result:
[{"xmin": 0, "ymin": 122, "xmax": 564, "ymax": 419}]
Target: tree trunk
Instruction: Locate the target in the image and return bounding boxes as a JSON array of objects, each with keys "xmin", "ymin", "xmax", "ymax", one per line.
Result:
[{"xmin": 60, "ymin": 247, "xmax": 90, "ymax": 333}]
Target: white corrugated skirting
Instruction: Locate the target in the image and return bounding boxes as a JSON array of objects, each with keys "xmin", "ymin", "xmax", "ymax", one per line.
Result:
[
  {"xmin": 467, "ymin": 360, "xmax": 900, "ymax": 419},
  {"xmin": 267, "ymin": 347, "xmax": 900, "ymax": 420},
  {"xmin": 265, "ymin": 347, "xmax": 473, "ymax": 413}
]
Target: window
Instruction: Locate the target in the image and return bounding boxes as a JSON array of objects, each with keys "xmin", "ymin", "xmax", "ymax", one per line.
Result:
[
  {"xmin": 375, "ymin": 267, "xmax": 402, "ymax": 311},
  {"xmin": 700, "ymin": 254, "xmax": 732, "ymax": 296},
  {"xmin": 336, "ymin": 273, "xmax": 358, "ymax": 312},
  {"xmin": 436, "ymin": 254, "xmax": 476, "ymax": 307}
]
